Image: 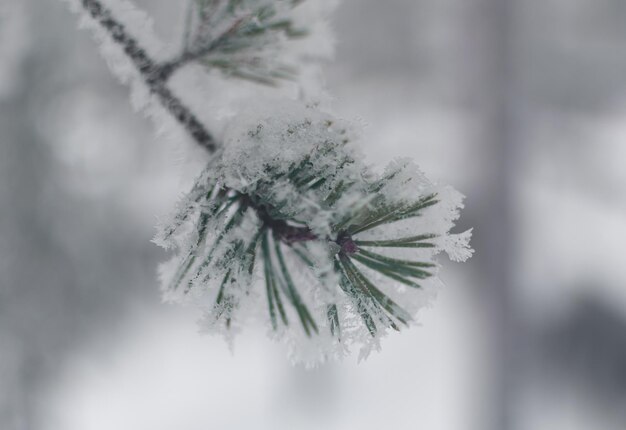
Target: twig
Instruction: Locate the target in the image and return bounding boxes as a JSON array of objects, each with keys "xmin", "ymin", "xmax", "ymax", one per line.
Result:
[{"xmin": 81, "ymin": 0, "xmax": 217, "ymax": 152}]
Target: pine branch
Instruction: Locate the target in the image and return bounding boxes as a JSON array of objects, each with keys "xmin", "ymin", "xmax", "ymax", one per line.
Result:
[
  {"xmin": 81, "ymin": 0, "xmax": 217, "ymax": 152},
  {"xmin": 74, "ymin": 1, "xmax": 472, "ymax": 357}
]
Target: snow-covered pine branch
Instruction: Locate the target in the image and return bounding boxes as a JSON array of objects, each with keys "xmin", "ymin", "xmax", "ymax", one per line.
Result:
[{"xmin": 65, "ymin": 0, "xmax": 473, "ymax": 364}]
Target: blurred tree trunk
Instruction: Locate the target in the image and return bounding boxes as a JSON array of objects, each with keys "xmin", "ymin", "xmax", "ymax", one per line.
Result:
[{"xmin": 477, "ymin": 0, "xmax": 523, "ymax": 429}]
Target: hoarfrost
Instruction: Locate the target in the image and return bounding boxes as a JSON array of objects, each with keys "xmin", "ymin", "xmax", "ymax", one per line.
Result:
[
  {"xmin": 444, "ymin": 229, "xmax": 474, "ymax": 262},
  {"xmin": 156, "ymin": 101, "xmax": 472, "ymax": 364}
]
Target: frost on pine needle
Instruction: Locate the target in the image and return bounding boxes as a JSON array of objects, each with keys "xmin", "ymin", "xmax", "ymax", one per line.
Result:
[{"xmin": 155, "ymin": 103, "xmax": 473, "ymax": 363}]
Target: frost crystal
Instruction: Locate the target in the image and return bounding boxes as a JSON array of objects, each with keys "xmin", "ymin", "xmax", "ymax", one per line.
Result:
[{"xmin": 156, "ymin": 103, "xmax": 472, "ymax": 364}]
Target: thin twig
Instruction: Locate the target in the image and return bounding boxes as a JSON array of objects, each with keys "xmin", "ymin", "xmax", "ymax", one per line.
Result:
[{"xmin": 81, "ymin": 0, "xmax": 217, "ymax": 152}]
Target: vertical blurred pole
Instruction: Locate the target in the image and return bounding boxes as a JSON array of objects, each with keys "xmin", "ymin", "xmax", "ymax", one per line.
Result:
[
  {"xmin": 479, "ymin": 0, "xmax": 522, "ymax": 429},
  {"xmin": 454, "ymin": 0, "xmax": 526, "ymax": 428}
]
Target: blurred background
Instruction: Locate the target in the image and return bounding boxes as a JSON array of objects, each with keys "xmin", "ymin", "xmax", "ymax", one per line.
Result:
[{"xmin": 2, "ymin": 0, "xmax": 626, "ymax": 429}]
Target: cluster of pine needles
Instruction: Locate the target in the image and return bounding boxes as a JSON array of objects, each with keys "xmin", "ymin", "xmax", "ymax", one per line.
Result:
[{"xmin": 165, "ymin": 157, "xmax": 441, "ymax": 339}]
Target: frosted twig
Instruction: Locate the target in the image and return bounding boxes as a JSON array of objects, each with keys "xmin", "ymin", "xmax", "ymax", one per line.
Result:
[{"xmin": 81, "ymin": 0, "xmax": 217, "ymax": 152}]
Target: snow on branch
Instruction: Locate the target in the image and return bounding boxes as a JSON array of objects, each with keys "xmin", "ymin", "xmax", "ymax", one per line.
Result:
[{"xmin": 65, "ymin": 0, "xmax": 473, "ymax": 364}]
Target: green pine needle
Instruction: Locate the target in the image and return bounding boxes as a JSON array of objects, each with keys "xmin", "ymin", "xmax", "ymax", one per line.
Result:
[
  {"xmin": 262, "ymin": 231, "xmax": 289, "ymax": 328},
  {"xmin": 273, "ymin": 232, "xmax": 318, "ymax": 336},
  {"xmin": 335, "ymin": 257, "xmax": 378, "ymax": 336},
  {"xmin": 356, "ymin": 248, "xmax": 433, "ymax": 278},
  {"xmin": 351, "ymin": 254, "xmax": 422, "ymax": 289},
  {"xmin": 340, "ymin": 255, "xmax": 410, "ymax": 328},
  {"xmin": 349, "ymin": 194, "xmax": 438, "ymax": 235},
  {"xmin": 354, "ymin": 233, "xmax": 438, "ymax": 247}
]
